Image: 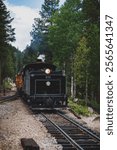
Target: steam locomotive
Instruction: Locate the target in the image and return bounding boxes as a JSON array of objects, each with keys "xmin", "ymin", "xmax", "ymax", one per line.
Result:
[{"xmin": 16, "ymin": 60, "xmax": 67, "ymax": 110}]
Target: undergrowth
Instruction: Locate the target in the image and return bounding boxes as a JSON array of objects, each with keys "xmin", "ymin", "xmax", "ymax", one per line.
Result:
[{"xmin": 68, "ymin": 98, "xmax": 91, "ymax": 116}]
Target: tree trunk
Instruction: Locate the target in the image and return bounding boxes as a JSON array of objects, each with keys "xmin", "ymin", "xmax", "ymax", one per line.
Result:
[
  {"xmin": 74, "ymin": 78, "xmax": 76, "ymax": 98},
  {"xmin": 0, "ymin": 60, "xmax": 1, "ymax": 92},
  {"xmin": 71, "ymin": 76, "xmax": 74, "ymax": 98},
  {"xmin": 85, "ymin": 75, "xmax": 88, "ymax": 105}
]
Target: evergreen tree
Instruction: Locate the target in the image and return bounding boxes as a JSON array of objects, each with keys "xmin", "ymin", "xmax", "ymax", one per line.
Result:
[
  {"xmin": 0, "ymin": 0, "xmax": 15, "ymax": 88},
  {"xmin": 48, "ymin": 0, "xmax": 82, "ymax": 67},
  {"xmin": 82, "ymin": 0, "xmax": 100, "ymax": 101},
  {"xmin": 0, "ymin": 0, "xmax": 15, "ymax": 46},
  {"xmin": 22, "ymin": 45, "xmax": 38, "ymax": 65},
  {"xmin": 31, "ymin": 0, "xmax": 59, "ymax": 62}
]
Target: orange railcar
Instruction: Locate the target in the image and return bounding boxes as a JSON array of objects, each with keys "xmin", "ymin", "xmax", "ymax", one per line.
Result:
[{"xmin": 15, "ymin": 74, "xmax": 23, "ymax": 89}]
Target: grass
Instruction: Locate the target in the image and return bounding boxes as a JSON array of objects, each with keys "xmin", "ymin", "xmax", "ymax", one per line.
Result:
[
  {"xmin": 3, "ymin": 80, "xmax": 12, "ymax": 90},
  {"xmin": 68, "ymin": 98, "xmax": 91, "ymax": 116}
]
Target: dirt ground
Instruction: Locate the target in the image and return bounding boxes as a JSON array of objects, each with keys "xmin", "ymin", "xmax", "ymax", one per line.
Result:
[
  {"xmin": 0, "ymin": 98, "xmax": 100, "ymax": 150},
  {"xmin": 63, "ymin": 108, "xmax": 100, "ymax": 133},
  {"xmin": 0, "ymin": 99, "xmax": 62, "ymax": 150}
]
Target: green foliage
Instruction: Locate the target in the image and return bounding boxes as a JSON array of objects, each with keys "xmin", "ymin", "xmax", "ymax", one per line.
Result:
[
  {"xmin": 82, "ymin": 0, "xmax": 100, "ymax": 23},
  {"xmin": 15, "ymin": 49, "xmax": 23, "ymax": 73},
  {"xmin": 0, "ymin": 0, "xmax": 16, "ymax": 87},
  {"xmin": 31, "ymin": 0, "xmax": 60, "ymax": 63},
  {"xmin": 48, "ymin": 0, "xmax": 82, "ymax": 66},
  {"xmin": 0, "ymin": 0, "xmax": 15, "ymax": 47},
  {"xmin": 22, "ymin": 46, "xmax": 38, "ymax": 65},
  {"xmin": 74, "ymin": 37, "xmax": 90, "ymax": 84},
  {"xmin": 88, "ymin": 99, "xmax": 100, "ymax": 113},
  {"xmin": 68, "ymin": 98, "xmax": 91, "ymax": 116},
  {"xmin": 3, "ymin": 79, "xmax": 12, "ymax": 90},
  {"xmin": 81, "ymin": 0, "xmax": 100, "ymax": 101}
]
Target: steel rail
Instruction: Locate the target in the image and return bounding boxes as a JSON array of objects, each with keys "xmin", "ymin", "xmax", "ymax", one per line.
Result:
[
  {"xmin": 41, "ymin": 112, "xmax": 84, "ymax": 150},
  {"xmin": 57, "ymin": 111, "xmax": 100, "ymax": 141},
  {"xmin": 0, "ymin": 94, "xmax": 18, "ymax": 103}
]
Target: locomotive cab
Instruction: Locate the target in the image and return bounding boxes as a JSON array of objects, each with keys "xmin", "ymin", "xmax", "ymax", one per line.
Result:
[{"xmin": 21, "ymin": 62, "xmax": 67, "ymax": 109}]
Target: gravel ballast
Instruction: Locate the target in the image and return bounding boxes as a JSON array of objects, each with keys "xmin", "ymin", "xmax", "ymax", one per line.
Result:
[
  {"xmin": 0, "ymin": 98, "xmax": 99, "ymax": 150},
  {"xmin": 0, "ymin": 99, "xmax": 62, "ymax": 150}
]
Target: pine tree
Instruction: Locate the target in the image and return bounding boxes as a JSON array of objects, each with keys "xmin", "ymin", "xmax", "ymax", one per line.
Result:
[
  {"xmin": 0, "ymin": 0, "xmax": 15, "ymax": 88},
  {"xmin": 0, "ymin": 0, "xmax": 15, "ymax": 46},
  {"xmin": 22, "ymin": 45, "xmax": 38, "ymax": 65},
  {"xmin": 48, "ymin": 0, "xmax": 82, "ymax": 66},
  {"xmin": 31, "ymin": 0, "xmax": 59, "ymax": 62},
  {"xmin": 82, "ymin": 0, "xmax": 100, "ymax": 101}
]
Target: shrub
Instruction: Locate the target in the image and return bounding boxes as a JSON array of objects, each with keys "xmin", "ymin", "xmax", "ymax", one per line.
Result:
[{"xmin": 68, "ymin": 98, "xmax": 91, "ymax": 116}]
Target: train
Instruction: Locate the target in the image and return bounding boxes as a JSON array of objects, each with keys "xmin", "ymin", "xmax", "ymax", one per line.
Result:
[{"xmin": 15, "ymin": 59, "xmax": 67, "ymax": 110}]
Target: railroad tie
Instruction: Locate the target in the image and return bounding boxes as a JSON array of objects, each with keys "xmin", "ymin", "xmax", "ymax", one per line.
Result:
[{"xmin": 21, "ymin": 138, "xmax": 40, "ymax": 150}]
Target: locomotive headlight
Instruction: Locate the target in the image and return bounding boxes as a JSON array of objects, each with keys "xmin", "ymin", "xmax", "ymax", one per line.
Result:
[
  {"xmin": 46, "ymin": 81, "xmax": 51, "ymax": 86},
  {"xmin": 45, "ymin": 68, "xmax": 51, "ymax": 74}
]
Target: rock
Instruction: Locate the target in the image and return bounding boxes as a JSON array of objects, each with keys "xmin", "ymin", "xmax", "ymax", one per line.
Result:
[
  {"xmin": 73, "ymin": 98, "xmax": 79, "ymax": 103},
  {"xmin": 88, "ymin": 107, "xmax": 94, "ymax": 113},
  {"xmin": 93, "ymin": 116, "xmax": 100, "ymax": 122}
]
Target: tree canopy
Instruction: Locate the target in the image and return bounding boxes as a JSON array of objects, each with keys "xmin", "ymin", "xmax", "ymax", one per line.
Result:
[{"xmin": 31, "ymin": 0, "xmax": 60, "ymax": 63}]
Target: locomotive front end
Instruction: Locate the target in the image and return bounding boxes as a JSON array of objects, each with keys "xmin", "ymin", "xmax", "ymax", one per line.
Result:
[
  {"xmin": 29, "ymin": 70, "xmax": 67, "ymax": 109},
  {"xmin": 21, "ymin": 62, "xmax": 67, "ymax": 110}
]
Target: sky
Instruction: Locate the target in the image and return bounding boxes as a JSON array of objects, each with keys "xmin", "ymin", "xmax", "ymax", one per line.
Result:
[{"xmin": 5, "ymin": 0, "xmax": 65, "ymax": 51}]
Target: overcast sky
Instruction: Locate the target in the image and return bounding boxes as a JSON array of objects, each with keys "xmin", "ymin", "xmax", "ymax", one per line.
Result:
[{"xmin": 5, "ymin": 0, "xmax": 65, "ymax": 51}]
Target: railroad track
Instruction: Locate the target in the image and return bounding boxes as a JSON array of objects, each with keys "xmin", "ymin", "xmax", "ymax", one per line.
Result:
[
  {"xmin": 0, "ymin": 93, "xmax": 18, "ymax": 103},
  {"xmin": 38, "ymin": 111, "xmax": 100, "ymax": 150}
]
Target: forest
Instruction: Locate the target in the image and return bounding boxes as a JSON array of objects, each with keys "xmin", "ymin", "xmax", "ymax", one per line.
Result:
[{"xmin": 0, "ymin": 0, "xmax": 100, "ymax": 109}]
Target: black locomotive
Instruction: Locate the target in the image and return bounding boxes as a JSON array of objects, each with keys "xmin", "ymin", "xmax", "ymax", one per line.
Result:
[{"xmin": 16, "ymin": 60, "xmax": 67, "ymax": 110}]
